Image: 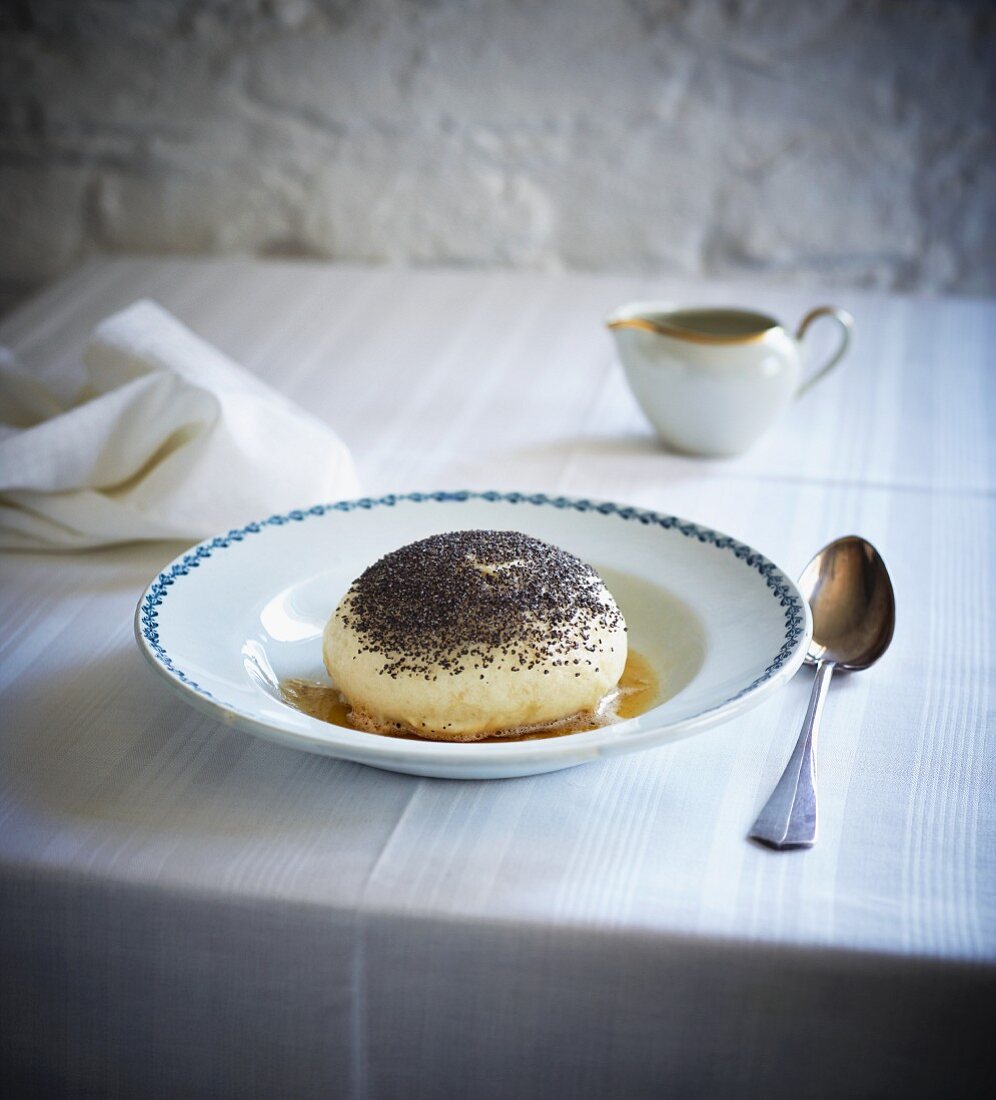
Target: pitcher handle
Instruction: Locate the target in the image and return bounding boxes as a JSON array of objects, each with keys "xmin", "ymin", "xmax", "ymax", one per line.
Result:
[{"xmin": 795, "ymin": 306, "xmax": 853, "ymax": 398}]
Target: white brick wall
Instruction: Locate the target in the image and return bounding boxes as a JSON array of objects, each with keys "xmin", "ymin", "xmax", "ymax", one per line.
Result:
[{"xmin": 1, "ymin": 0, "xmax": 993, "ymax": 312}]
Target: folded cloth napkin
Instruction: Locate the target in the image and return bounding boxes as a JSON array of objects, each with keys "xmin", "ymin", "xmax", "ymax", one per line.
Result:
[{"xmin": 0, "ymin": 299, "xmax": 360, "ymax": 550}]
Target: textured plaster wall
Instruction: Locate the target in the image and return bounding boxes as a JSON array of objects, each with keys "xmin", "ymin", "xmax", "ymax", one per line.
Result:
[{"xmin": 1, "ymin": 0, "xmax": 994, "ymax": 312}]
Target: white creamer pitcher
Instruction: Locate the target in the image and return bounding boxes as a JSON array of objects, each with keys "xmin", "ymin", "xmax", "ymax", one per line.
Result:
[{"xmin": 608, "ymin": 303, "xmax": 852, "ymax": 457}]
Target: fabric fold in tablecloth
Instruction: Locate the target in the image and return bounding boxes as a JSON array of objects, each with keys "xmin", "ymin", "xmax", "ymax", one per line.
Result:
[{"xmin": 0, "ymin": 299, "xmax": 359, "ymax": 549}]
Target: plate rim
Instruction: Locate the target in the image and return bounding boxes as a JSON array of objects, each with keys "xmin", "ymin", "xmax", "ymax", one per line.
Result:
[{"xmin": 134, "ymin": 490, "xmax": 812, "ymax": 767}]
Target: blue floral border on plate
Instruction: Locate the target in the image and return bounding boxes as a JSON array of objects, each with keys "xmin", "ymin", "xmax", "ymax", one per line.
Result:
[{"xmin": 139, "ymin": 490, "xmax": 806, "ymax": 712}]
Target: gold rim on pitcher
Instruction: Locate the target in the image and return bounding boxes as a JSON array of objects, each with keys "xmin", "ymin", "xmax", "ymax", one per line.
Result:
[{"xmin": 606, "ymin": 309, "xmax": 780, "ymax": 346}]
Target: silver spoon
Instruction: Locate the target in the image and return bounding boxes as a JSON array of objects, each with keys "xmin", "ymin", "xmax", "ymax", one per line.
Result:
[{"xmin": 749, "ymin": 536, "xmax": 896, "ymax": 850}]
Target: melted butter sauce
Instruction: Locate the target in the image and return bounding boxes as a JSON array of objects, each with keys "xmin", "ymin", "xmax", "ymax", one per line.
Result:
[{"xmin": 279, "ymin": 649, "xmax": 660, "ymax": 744}]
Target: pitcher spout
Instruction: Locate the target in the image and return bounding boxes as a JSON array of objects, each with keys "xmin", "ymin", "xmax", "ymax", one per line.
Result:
[{"xmin": 606, "ymin": 316, "xmax": 665, "ymax": 336}]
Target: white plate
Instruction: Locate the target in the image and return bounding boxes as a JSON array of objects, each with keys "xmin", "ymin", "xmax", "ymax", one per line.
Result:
[{"xmin": 136, "ymin": 491, "xmax": 811, "ymax": 779}]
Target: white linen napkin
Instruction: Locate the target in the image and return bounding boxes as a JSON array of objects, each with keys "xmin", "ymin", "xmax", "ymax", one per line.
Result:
[{"xmin": 0, "ymin": 299, "xmax": 360, "ymax": 550}]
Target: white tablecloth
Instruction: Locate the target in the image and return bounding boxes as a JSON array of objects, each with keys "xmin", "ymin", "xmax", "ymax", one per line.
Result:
[{"xmin": 1, "ymin": 258, "xmax": 993, "ymax": 1098}]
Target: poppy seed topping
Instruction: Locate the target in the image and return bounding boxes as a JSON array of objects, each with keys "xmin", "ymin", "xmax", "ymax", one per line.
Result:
[{"xmin": 338, "ymin": 530, "xmax": 622, "ymax": 678}]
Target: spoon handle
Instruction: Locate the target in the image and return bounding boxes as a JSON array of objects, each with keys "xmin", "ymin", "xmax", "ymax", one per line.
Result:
[{"xmin": 749, "ymin": 660, "xmax": 835, "ymax": 849}]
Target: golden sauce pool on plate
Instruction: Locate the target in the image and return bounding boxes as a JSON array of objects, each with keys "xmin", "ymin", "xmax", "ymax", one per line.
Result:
[{"xmin": 280, "ymin": 649, "xmax": 662, "ymax": 743}]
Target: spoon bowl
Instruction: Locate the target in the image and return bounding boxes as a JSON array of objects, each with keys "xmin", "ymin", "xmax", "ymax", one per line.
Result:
[{"xmin": 801, "ymin": 536, "xmax": 895, "ymax": 669}]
